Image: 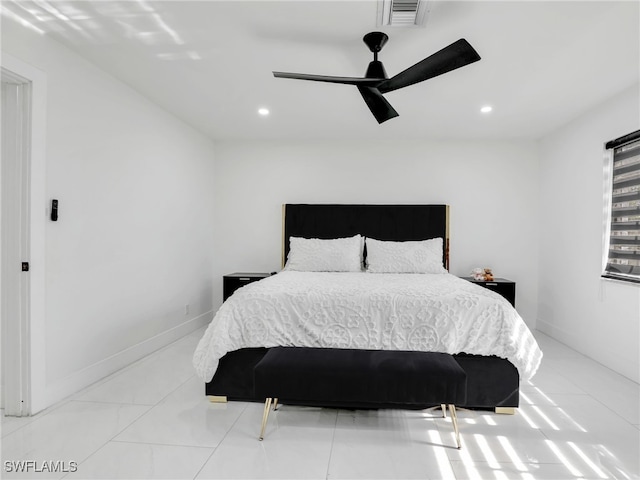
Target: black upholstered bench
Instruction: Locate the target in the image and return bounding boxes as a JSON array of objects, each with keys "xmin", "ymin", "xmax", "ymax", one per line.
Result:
[{"xmin": 254, "ymin": 347, "xmax": 467, "ymax": 448}]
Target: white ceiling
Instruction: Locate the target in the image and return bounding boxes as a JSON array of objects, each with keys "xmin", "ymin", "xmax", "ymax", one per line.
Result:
[{"xmin": 4, "ymin": 0, "xmax": 639, "ymax": 141}]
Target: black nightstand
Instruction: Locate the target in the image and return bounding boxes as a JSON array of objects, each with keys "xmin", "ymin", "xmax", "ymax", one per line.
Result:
[
  {"xmin": 223, "ymin": 272, "xmax": 272, "ymax": 301},
  {"xmin": 461, "ymin": 277, "xmax": 516, "ymax": 307}
]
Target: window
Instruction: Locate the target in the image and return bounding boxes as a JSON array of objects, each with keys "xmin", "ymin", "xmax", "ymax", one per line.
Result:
[{"xmin": 603, "ymin": 129, "xmax": 640, "ymax": 283}]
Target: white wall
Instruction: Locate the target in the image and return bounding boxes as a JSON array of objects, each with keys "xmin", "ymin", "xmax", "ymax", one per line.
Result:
[
  {"xmin": 2, "ymin": 22, "xmax": 216, "ymax": 411},
  {"xmin": 538, "ymin": 84, "xmax": 640, "ymax": 383},
  {"xmin": 213, "ymin": 139, "xmax": 540, "ymax": 324}
]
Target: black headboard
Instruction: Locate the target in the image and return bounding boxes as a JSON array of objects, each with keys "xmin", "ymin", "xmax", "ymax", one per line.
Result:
[{"xmin": 282, "ymin": 204, "xmax": 450, "ymax": 269}]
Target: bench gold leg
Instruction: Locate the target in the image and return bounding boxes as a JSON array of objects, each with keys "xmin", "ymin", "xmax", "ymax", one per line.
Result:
[
  {"xmin": 273, "ymin": 398, "xmax": 279, "ymax": 411},
  {"xmin": 441, "ymin": 404, "xmax": 446, "ymax": 418},
  {"xmin": 448, "ymin": 404, "xmax": 461, "ymax": 449},
  {"xmin": 259, "ymin": 398, "xmax": 273, "ymax": 441}
]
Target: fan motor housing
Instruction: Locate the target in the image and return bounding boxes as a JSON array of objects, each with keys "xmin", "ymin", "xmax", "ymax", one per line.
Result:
[{"xmin": 365, "ymin": 60, "xmax": 388, "ymax": 80}]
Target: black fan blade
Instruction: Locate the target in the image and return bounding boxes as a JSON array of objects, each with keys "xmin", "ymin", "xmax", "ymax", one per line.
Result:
[
  {"xmin": 274, "ymin": 71, "xmax": 383, "ymax": 86},
  {"xmin": 378, "ymin": 39, "xmax": 480, "ymax": 94},
  {"xmin": 357, "ymin": 86, "xmax": 399, "ymax": 124}
]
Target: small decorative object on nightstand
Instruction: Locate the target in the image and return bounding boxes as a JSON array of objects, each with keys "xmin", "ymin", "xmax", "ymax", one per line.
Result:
[
  {"xmin": 461, "ymin": 276, "xmax": 516, "ymax": 307},
  {"xmin": 223, "ymin": 272, "xmax": 272, "ymax": 301}
]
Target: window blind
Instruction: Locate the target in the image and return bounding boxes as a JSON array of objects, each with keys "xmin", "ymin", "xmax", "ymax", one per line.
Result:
[{"xmin": 603, "ymin": 129, "xmax": 640, "ymax": 283}]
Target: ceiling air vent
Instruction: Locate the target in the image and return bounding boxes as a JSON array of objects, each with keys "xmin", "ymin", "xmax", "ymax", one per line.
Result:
[{"xmin": 377, "ymin": 0, "xmax": 429, "ymax": 26}]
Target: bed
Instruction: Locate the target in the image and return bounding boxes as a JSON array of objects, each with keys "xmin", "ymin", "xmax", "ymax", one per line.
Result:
[{"xmin": 193, "ymin": 204, "xmax": 542, "ymax": 411}]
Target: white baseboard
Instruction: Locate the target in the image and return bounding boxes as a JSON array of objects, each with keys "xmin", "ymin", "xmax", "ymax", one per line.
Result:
[
  {"xmin": 535, "ymin": 317, "xmax": 568, "ymax": 341},
  {"xmin": 537, "ymin": 317, "xmax": 639, "ymax": 383},
  {"xmin": 33, "ymin": 312, "xmax": 212, "ymax": 414}
]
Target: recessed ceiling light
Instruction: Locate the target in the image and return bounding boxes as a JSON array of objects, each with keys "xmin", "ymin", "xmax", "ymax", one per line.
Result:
[
  {"xmin": 258, "ymin": 107, "xmax": 270, "ymax": 116},
  {"xmin": 480, "ymin": 105, "xmax": 493, "ymax": 114}
]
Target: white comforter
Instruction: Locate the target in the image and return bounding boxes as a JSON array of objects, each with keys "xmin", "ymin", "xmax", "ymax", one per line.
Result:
[{"xmin": 193, "ymin": 272, "xmax": 542, "ymax": 382}]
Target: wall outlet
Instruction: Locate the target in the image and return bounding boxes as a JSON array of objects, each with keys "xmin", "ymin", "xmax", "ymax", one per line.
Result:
[{"xmin": 184, "ymin": 304, "xmax": 189, "ymax": 315}]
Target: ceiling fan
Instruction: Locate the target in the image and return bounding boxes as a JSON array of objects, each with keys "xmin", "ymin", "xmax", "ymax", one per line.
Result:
[{"xmin": 273, "ymin": 32, "xmax": 481, "ymax": 124}]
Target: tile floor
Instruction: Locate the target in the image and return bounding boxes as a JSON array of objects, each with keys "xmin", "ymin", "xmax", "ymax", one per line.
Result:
[{"xmin": 1, "ymin": 329, "xmax": 639, "ymax": 479}]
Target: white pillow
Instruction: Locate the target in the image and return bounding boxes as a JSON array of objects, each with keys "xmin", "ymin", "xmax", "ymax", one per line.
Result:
[
  {"xmin": 284, "ymin": 235, "xmax": 363, "ymax": 272},
  {"xmin": 365, "ymin": 237, "xmax": 447, "ymax": 274}
]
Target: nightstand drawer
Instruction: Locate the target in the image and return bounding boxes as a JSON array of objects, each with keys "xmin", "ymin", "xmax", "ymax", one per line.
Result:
[
  {"xmin": 460, "ymin": 277, "xmax": 516, "ymax": 307},
  {"xmin": 223, "ymin": 272, "xmax": 272, "ymax": 301}
]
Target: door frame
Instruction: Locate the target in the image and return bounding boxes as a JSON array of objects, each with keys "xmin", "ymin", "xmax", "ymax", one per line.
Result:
[{"xmin": 1, "ymin": 53, "xmax": 47, "ymax": 415}]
